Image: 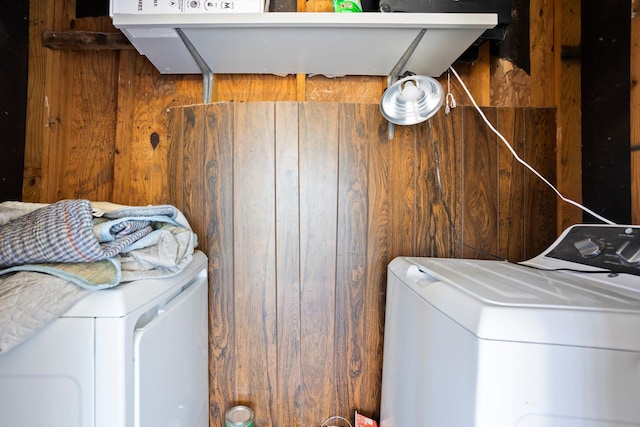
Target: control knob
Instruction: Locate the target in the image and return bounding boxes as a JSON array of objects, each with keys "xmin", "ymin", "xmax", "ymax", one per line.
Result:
[
  {"xmin": 573, "ymin": 238, "xmax": 603, "ymax": 258},
  {"xmin": 616, "ymin": 240, "xmax": 640, "ymax": 265}
]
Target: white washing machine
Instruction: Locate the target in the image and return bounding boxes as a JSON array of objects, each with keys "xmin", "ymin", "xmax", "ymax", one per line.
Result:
[
  {"xmin": 0, "ymin": 251, "xmax": 209, "ymax": 427},
  {"xmin": 380, "ymin": 224, "xmax": 640, "ymax": 427}
]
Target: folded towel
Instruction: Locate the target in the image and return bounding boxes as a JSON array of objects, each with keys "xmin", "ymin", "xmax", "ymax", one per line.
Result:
[{"xmin": 0, "ymin": 200, "xmax": 152, "ymax": 268}]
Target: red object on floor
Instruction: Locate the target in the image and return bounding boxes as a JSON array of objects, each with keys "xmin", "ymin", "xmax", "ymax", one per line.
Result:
[{"xmin": 355, "ymin": 412, "xmax": 377, "ymax": 427}]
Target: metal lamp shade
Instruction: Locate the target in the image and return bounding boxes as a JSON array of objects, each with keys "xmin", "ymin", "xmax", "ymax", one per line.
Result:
[{"xmin": 380, "ymin": 75, "xmax": 444, "ymax": 125}]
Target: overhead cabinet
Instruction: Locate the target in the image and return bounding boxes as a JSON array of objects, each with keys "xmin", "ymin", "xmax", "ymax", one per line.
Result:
[{"xmin": 109, "ymin": 12, "xmax": 497, "ymax": 78}]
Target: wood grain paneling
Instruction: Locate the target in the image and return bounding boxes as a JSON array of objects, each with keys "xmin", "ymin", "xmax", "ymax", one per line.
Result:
[
  {"xmin": 462, "ymin": 107, "xmax": 499, "ymax": 258},
  {"xmin": 233, "ymin": 103, "xmax": 278, "ymax": 425},
  {"xmin": 523, "ymin": 108, "xmax": 558, "ymax": 256},
  {"xmin": 25, "ymin": 0, "xmax": 583, "ymax": 227},
  {"xmin": 558, "ymin": 0, "xmax": 583, "ymax": 229},
  {"xmin": 203, "ymin": 103, "xmax": 236, "ymax": 424},
  {"xmin": 497, "ymin": 108, "xmax": 526, "ymax": 261},
  {"xmin": 274, "ymin": 102, "xmax": 303, "ymax": 427},
  {"xmin": 298, "ymin": 102, "xmax": 340, "ymax": 426},
  {"xmin": 530, "ymin": 0, "xmax": 560, "ymax": 107},
  {"xmin": 168, "ymin": 102, "xmax": 557, "ymax": 427},
  {"xmin": 422, "ymin": 106, "xmax": 464, "ymax": 257}
]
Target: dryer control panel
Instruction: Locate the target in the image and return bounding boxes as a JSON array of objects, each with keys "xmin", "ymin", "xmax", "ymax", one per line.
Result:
[{"xmin": 546, "ymin": 225, "xmax": 640, "ymax": 276}]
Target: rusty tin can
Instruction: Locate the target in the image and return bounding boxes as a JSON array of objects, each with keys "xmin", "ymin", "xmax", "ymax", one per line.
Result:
[{"xmin": 225, "ymin": 405, "xmax": 254, "ymax": 427}]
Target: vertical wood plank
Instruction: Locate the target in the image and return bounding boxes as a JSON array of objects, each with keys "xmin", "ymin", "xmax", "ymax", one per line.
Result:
[
  {"xmin": 181, "ymin": 104, "xmax": 206, "ymax": 249},
  {"xmin": 167, "ymin": 107, "xmax": 184, "ymax": 209},
  {"xmin": 274, "ymin": 102, "xmax": 302, "ymax": 427},
  {"xmin": 388, "ymin": 125, "xmax": 417, "ymax": 258},
  {"xmin": 497, "ymin": 108, "xmax": 526, "ymax": 261},
  {"xmin": 113, "ymin": 50, "xmax": 137, "ymax": 205},
  {"xmin": 530, "ymin": 0, "xmax": 559, "ymax": 107},
  {"xmin": 462, "ymin": 107, "xmax": 499, "ymax": 258},
  {"xmin": 524, "ymin": 108, "xmax": 557, "ymax": 258},
  {"xmin": 296, "ymin": 74, "xmax": 306, "ymax": 102},
  {"xmin": 418, "ymin": 110, "xmax": 464, "ymax": 258},
  {"xmin": 23, "ymin": 0, "xmax": 55, "ymax": 201},
  {"xmin": 558, "ymin": 0, "xmax": 583, "ymax": 229},
  {"xmin": 362, "ymin": 105, "xmax": 389, "ymax": 420},
  {"xmin": 335, "ymin": 103, "xmax": 370, "ymax": 419},
  {"xmin": 299, "ymin": 102, "xmax": 339, "ymax": 426},
  {"xmin": 34, "ymin": 0, "xmax": 75, "ymax": 203},
  {"xmin": 414, "ymin": 117, "xmax": 433, "ymax": 256},
  {"xmin": 233, "ymin": 102, "xmax": 278, "ymax": 426},
  {"xmin": 202, "ymin": 102, "xmax": 236, "ymax": 427}
]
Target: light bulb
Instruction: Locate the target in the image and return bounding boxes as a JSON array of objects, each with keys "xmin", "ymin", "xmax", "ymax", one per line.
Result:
[{"xmin": 400, "ymin": 80, "xmax": 422, "ymax": 101}]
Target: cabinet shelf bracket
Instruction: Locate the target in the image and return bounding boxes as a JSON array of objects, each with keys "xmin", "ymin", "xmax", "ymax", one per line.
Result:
[
  {"xmin": 176, "ymin": 28, "xmax": 213, "ymax": 103},
  {"xmin": 386, "ymin": 28, "xmax": 427, "ymax": 139}
]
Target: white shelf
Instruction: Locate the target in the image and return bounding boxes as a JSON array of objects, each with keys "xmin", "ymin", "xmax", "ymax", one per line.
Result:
[{"xmin": 112, "ymin": 12, "xmax": 497, "ymax": 77}]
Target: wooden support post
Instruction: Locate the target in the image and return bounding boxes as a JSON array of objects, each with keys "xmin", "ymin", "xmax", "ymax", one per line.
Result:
[{"xmin": 557, "ymin": 0, "xmax": 583, "ymax": 229}]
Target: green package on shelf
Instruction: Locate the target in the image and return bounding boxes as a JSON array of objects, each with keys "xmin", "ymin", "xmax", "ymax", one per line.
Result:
[{"xmin": 333, "ymin": 0, "xmax": 363, "ymax": 12}]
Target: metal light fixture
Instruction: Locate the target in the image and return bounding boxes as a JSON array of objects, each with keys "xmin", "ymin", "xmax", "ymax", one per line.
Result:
[{"xmin": 380, "ymin": 74, "xmax": 445, "ymax": 126}]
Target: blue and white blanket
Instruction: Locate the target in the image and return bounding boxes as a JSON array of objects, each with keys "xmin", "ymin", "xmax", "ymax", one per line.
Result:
[{"xmin": 0, "ymin": 199, "xmax": 198, "ymax": 353}]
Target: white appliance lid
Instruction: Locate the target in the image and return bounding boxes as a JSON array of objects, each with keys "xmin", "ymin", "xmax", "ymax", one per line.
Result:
[
  {"xmin": 393, "ymin": 257, "xmax": 640, "ymax": 351},
  {"xmin": 62, "ymin": 251, "xmax": 207, "ymax": 318}
]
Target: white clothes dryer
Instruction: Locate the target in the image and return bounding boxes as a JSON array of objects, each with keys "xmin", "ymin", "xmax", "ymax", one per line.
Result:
[
  {"xmin": 381, "ymin": 224, "xmax": 640, "ymax": 427},
  {"xmin": 0, "ymin": 251, "xmax": 209, "ymax": 427}
]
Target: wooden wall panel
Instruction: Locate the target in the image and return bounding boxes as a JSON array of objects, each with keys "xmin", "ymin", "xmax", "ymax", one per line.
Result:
[
  {"xmin": 523, "ymin": 108, "xmax": 558, "ymax": 257},
  {"xmin": 214, "ymin": 75, "xmax": 297, "ymax": 102},
  {"xmin": 59, "ymin": 50, "xmax": 119, "ymax": 200},
  {"xmin": 558, "ymin": 0, "xmax": 583, "ymax": 229},
  {"xmin": 274, "ymin": 102, "xmax": 303, "ymax": 427},
  {"xmin": 38, "ymin": 16, "xmax": 119, "ymax": 202},
  {"xmin": 25, "ymin": 0, "xmax": 582, "ymax": 230},
  {"xmin": 298, "ymin": 102, "xmax": 340, "ymax": 426},
  {"xmin": 180, "ymin": 101, "xmax": 207, "ymax": 253},
  {"xmin": 168, "ymin": 102, "xmax": 557, "ymax": 427},
  {"xmin": 335, "ymin": 103, "xmax": 369, "ymax": 418},
  {"xmin": 421, "ymin": 109, "xmax": 464, "ymax": 257},
  {"xmin": 462, "ymin": 107, "xmax": 499, "ymax": 259},
  {"xmin": 530, "ymin": 0, "xmax": 560, "ymax": 107},
  {"xmin": 202, "ymin": 103, "xmax": 236, "ymax": 425},
  {"xmin": 359, "ymin": 106, "xmax": 389, "ymax": 417},
  {"xmin": 24, "ymin": 12, "xmax": 202, "ymax": 205},
  {"xmin": 334, "ymin": 104, "xmax": 388, "ymax": 418},
  {"xmin": 124, "ymin": 59, "xmax": 202, "ymax": 205},
  {"xmin": 387, "ymin": 125, "xmax": 418, "ymax": 257},
  {"xmin": 233, "ymin": 103, "xmax": 279, "ymax": 425},
  {"xmin": 497, "ymin": 108, "xmax": 526, "ymax": 261},
  {"xmin": 23, "ymin": 0, "xmax": 76, "ymax": 202}
]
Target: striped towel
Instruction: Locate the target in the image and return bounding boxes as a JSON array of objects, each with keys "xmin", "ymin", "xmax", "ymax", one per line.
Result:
[{"xmin": 0, "ymin": 199, "xmax": 152, "ymax": 268}]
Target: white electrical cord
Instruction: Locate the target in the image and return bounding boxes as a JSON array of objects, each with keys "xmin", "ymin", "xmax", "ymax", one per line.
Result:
[{"xmin": 448, "ymin": 65, "xmax": 616, "ymax": 226}]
